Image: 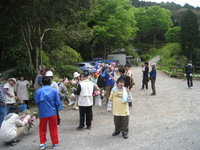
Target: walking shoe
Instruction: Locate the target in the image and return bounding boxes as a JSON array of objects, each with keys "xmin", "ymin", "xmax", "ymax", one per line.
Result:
[
  {"xmin": 86, "ymin": 126, "xmax": 92, "ymax": 130},
  {"xmin": 123, "ymin": 134, "xmax": 128, "ymax": 139},
  {"xmin": 76, "ymin": 127, "xmax": 84, "ymax": 131},
  {"xmin": 150, "ymin": 93, "xmax": 156, "ymax": 96},
  {"xmin": 52, "ymin": 144, "xmax": 58, "ymax": 149},
  {"xmin": 39, "ymin": 143, "xmax": 46, "ymax": 150},
  {"xmin": 112, "ymin": 131, "xmax": 120, "ymax": 136},
  {"xmin": 11, "ymin": 139, "xmax": 21, "ymax": 146}
]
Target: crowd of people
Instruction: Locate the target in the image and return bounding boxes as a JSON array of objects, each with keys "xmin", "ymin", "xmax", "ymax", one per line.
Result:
[{"xmin": 0, "ymin": 60, "xmax": 194, "ymax": 149}]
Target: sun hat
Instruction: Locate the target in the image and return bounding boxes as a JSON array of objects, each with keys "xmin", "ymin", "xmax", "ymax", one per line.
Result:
[
  {"xmin": 45, "ymin": 71, "xmax": 53, "ymax": 77},
  {"xmin": 73, "ymin": 72, "xmax": 80, "ymax": 78},
  {"xmin": 8, "ymin": 78, "xmax": 16, "ymax": 83}
]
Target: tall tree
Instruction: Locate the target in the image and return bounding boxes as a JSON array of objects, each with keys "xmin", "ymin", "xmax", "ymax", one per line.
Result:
[
  {"xmin": 0, "ymin": 0, "xmax": 93, "ymax": 70},
  {"xmin": 180, "ymin": 9, "xmax": 199, "ymax": 61},
  {"xmin": 145, "ymin": 6, "xmax": 173, "ymax": 48},
  {"xmin": 89, "ymin": 0, "xmax": 138, "ymax": 58}
]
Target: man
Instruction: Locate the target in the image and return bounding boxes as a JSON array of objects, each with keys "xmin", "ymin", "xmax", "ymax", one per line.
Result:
[
  {"xmin": 33, "ymin": 69, "xmax": 46, "ymax": 91},
  {"xmin": 149, "ymin": 64, "xmax": 157, "ymax": 96},
  {"xmin": 142, "ymin": 62, "xmax": 149, "ymax": 89},
  {"xmin": 0, "ymin": 73, "xmax": 7, "ymax": 126},
  {"xmin": 0, "ymin": 107, "xmax": 30, "ymax": 146},
  {"xmin": 185, "ymin": 61, "xmax": 194, "ymax": 88},
  {"xmin": 34, "ymin": 76, "xmax": 61, "ymax": 149},
  {"xmin": 74, "ymin": 73, "xmax": 94, "ymax": 131},
  {"xmin": 102, "ymin": 67, "xmax": 115, "ymax": 105},
  {"xmin": 4, "ymin": 78, "xmax": 17, "ymax": 114}
]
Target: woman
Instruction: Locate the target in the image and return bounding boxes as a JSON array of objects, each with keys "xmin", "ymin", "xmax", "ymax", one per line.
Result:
[{"xmin": 16, "ymin": 76, "xmax": 30, "ymax": 108}]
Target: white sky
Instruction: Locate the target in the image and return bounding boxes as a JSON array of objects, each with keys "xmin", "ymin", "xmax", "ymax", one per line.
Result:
[{"xmin": 141, "ymin": 0, "xmax": 200, "ymax": 7}]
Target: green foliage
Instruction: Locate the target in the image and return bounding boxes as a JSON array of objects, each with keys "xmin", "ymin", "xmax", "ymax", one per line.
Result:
[
  {"xmin": 180, "ymin": 9, "xmax": 199, "ymax": 60},
  {"xmin": 145, "ymin": 6, "xmax": 173, "ymax": 47},
  {"xmin": 57, "ymin": 65, "xmax": 81, "ymax": 80},
  {"xmin": 8, "ymin": 64, "xmax": 36, "ymax": 82},
  {"xmin": 90, "ymin": 0, "xmax": 138, "ymax": 54},
  {"xmin": 165, "ymin": 27, "xmax": 181, "ymax": 43},
  {"xmin": 159, "ymin": 43, "xmax": 187, "ymax": 66},
  {"xmin": 49, "ymin": 43, "xmax": 82, "ymax": 69}
]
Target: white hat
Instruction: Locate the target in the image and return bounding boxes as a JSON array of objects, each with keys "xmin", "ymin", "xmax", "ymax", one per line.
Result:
[
  {"xmin": 73, "ymin": 72, "xmax": 80, "ymax": 78},
  {"xmin": 8, "ymin": 78, "xmax": 16, "ymax": 83},
  {"xmin": 46, "ymin": 71, "xmax": 53, "ymax": 77}
]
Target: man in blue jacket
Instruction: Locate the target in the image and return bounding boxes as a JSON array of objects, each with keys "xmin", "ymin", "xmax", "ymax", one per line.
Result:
[
  {"xmin": 102, "ymin": 67, "xmax": 115, "ymax": 105},
  {"xmin": 149, "ymin": 64, "xmax": 157, "ymax": 96},
  {"xmin": 34, "ymin": 76, "xmax": 61, "ymax": 150}
]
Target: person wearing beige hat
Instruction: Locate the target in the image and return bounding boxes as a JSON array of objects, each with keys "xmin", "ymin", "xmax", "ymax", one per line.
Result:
[
  {"xmin": 149, "ymin": 63, "xmax": 157, "ymax": 96},
  {"xmin": 4, "ymin": 78, "xmax": 17, "ymax": 113}
]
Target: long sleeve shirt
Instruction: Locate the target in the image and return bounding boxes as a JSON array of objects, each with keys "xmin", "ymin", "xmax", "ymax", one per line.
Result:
[
  {"xmin": 0, "ymin": 83, "xmax": 6, "ymax": 106},
  {"xmin": 34, "ymin": 85, "xmax": 61, "ymax": 118}
]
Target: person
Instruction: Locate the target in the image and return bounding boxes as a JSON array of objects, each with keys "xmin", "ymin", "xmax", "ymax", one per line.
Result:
[
  {"xmin": 149, "ymin": 63, "xmax": 157, "ymax": 96},
  {"xmin": 0, "ymin": 107, "xmax": 30, "ymax": 146},
  {"xmin": 4, "ymin": 78, "xmax": 17, "ymax": 114},
  {"xmin": 102, "ymin": 67, "xmax": 115, "ymax": 105},
  {"xmin": 0, "ymin": 73, "xmax": 7, "ymax": 127},
  {"xmin": 185, "ymin": 60, "xmax": 194, "ymax": 88},
  {"xmin": 124, "ymin": 63, "xmax": 134, "ymax": 107},
  {"xmin": 15, "ymin": 76, "xmax": 31, "ymax": 108},
  {"xmin": 74, "ymin": 73, "xmax": 95, "ymax": 131},
  {"xmin": 58, "ymin": 77, "xmax": 69, "ymax": 107},
  {"xmin": 90, "ymin": 73, "xmax": 99, "ymax": 85},
  {"xmin": 72, "ymin": 72, "xmax": 81, "ymax": 110},
  {"xmin": 142, "ymin": 62, "xmax": 149, "ymax": 90},
  {"xmin": 33, "ymin": 69, "xmax": 46, "ymax": 91},
  {"xmin": 107, "ymin": 78, "xmax": 129, "ymax": 139},
  {"xmin": 34, "ymin": 76, "xmax": 61, "ymax": 149},
  {"xmin": 45, "ymin": 71, "xmax": 59, "ymax": 92}
]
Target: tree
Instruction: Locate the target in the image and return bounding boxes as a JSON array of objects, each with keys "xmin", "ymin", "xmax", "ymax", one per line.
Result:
[
  {"xmin": 0, "ymin": 0, "xmax": 93, "ymax": 71},
  {"xmin": 165, "ymin": 27, "xmax": 181, "ymax": 43},
  {"xmin": 145, "ymin": 6, "xmax": 173, "ymax": 48},
  {"xmin": 89, "ymin": 0, "xmax": 138, "ymax": 58},
  {"xmin": 180, "ymin": 9, "xmax": 199, "ymax": 61}
]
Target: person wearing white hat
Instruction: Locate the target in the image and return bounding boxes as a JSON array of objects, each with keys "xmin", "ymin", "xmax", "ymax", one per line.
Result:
[
  {"xmin": 72, "ymin": 72, "xmax": 81, "ymax": 110},
  {"xmin": 4, "ymin": 78, "xmax": 17, "ymax": 114},
  {"xmin": 45, "ymin": 71, "xmax": 59, "ymax": 92},
  {"xmin": 73, "ymin": 72, "xmax": 80, "ymax": 79}
]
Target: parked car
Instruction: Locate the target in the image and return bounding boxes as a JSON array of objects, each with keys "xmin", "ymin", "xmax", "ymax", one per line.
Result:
[{"xmin": 74, "ymin": 62, "xmax": 97, "ymax": 74}]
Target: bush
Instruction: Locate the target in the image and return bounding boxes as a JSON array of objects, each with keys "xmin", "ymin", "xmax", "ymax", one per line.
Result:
[
  {"xmin": 57, "ymin": 65, "xmax": 81, "ymax": 80},
  {"xmin": 8, "ymin": 64, "xmax": 36, "ymax": 82}
]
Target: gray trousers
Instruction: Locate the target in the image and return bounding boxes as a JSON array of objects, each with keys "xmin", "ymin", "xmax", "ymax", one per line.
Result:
[
  {"xmin": 114, "ymin": 115, "xmax": 129, "ymax": 135},
  {"xmin": 151, "ymin": 79, "xmax": 156, "ymax": 94}
]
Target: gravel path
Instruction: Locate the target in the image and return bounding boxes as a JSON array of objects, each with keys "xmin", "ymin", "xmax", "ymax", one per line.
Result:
[{"xmin": 1, "ymin": 67, "xmax": 200, "ymax": 150}]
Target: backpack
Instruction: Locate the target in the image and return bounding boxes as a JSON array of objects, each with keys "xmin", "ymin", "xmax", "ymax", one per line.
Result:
[{"xmin": 97, "ymin": 74, "xmax": 105, "ymax": 88}]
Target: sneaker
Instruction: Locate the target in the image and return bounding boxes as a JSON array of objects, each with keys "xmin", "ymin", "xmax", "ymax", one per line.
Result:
[
  {"xmin": 11, "ymin": 139, "xmax": 21, "ymax": 146},
  {"xmin": 112, "ymin": 131, "xmax": 120, "ymax": 136},
  {"xmin": 40, "ymin": 143, "xmax": 46, "ymax": 150},
  {"xmin": 86, "ymin": 126, "xmax": 92, "ymax": 130},
  {"xmin": 53, "ymin": 144, "xmax": 58, "ymax": 149},
  {"xmin": 150, "ymin": 93, "xmax": 156, "ymax": 96},
  {"xmin": 123, "ymin": 134, "xmax": 128, "ymax": 139},
  {"xmin": 76, "ymin": 127, "xmax": 84, "ymax": 131}
]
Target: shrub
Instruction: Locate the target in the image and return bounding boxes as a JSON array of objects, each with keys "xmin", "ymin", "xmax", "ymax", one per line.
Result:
[
  {"xmin": 57, "ymin": 65, "xmax": 81, "ymax": 80},
  {"xmin": 8, "ymin": 64, "xmax": 36, "ymax": 82}
]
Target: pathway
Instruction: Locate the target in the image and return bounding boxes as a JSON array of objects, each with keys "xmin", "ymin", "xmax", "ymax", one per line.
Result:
[{"xmin": 1, "ymin": 67, "xmax": 200, "ymax": 150}]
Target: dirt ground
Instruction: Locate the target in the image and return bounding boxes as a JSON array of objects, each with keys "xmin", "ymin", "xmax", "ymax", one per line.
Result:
[{"xmin": 1, "ymin": 66, "xmax": 200, "ymax": 150}]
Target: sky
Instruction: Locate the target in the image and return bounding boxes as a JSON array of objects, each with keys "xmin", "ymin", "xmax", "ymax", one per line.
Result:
[{"xmin": 141, "ymin": 0, "xmax": 200, "ymax": 7}]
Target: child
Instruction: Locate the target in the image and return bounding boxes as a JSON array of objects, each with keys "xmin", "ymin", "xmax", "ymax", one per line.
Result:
[{"xmin": 107, "ymin": 78, "xmax": 129, "ymax": 139}]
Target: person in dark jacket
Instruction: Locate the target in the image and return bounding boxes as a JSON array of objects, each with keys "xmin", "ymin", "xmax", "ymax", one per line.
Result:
[
  {"xmin": 142, "ymin": 62, "xmax": 149, "ymax": 89},
  {"xmin": 149, "ymin": 64, "xmax": 156, "ymax": 96},
  {"xmin": 185, "ymin": 61, "xmax": 194, "ymax": 88}
]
